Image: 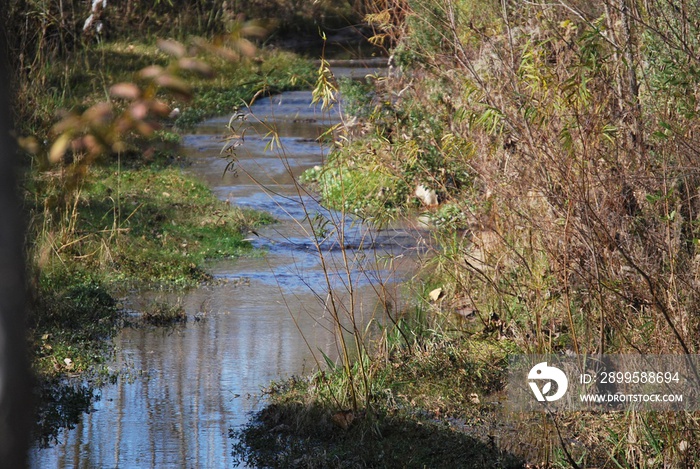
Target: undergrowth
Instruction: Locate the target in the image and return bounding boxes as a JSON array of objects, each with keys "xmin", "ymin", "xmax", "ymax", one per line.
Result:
[
  {"xmin": 242, "ymin": 0, "xmax": 700, "ymax": 467},
  {"xmin": 233, "ymin": 335, "xmax": 524, "ymax": 469}
]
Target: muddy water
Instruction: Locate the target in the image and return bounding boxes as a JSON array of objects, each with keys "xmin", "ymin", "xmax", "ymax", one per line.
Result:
[{"xmin": 32, "ymin": 67, "xmax": 420, "ymax": 468}]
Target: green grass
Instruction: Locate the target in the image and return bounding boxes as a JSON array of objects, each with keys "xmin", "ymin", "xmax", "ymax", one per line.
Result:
[
  {"xmin": 33, "ymin": 159, "xmax": 272, "ymax": 290},
  {"xmin": 28, "ymin": 270, "xmax": 120, "ymax": 446},
  {"xmin": 29, "ymin": 272, "xmax": 118, "ymax": 377},
  {"xmin": 233, "ymin": 401, "xmax": 523, "ymax": 468},
  {"xmin": 301, "ymin": 140, "xmax": 411, "ymax": 223},
  {"xmin": 19, "ymin": 41, "xmax": 316, "ymax": 137},
  {"xmin": 174, "ymin": 50, "xmax": 315, "ymax": 128}
]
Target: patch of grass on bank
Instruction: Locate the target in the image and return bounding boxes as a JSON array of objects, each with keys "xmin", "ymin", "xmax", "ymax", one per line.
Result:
[
  {"xmin": 31, "ymin": 159, "xmax": 272, "ymax": 290},
  {"xmin": 27, "ymin": 155, "xmax": 272, "ymax": 420},
  {"xmin": 20, "ymin": 40, "xmax": 316, "ymax": 137},
  {"xmin": 27, "ymin": 270, "xmax": 120, "ymax": 446},
  {"xmin": 29, "ymin": 272, "xmax": 118, "ymax": 377},
  {"xmin": 175, "ymin": 51, "xmax": 316, "ymax": 128},
  {"xmin": 232, "ymin": 335, "xmax": 524, "ymax": 468}
]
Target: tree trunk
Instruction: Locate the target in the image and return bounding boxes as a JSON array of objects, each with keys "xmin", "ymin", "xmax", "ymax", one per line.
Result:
[{"xmin": 0, "ymin": 8, "xmax": 33, "ymax": 468}]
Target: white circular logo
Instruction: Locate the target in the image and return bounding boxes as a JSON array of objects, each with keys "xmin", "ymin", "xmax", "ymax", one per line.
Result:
[{"xmin": 528, "ymin": 362, "xmax": 569, "ymax": 402}]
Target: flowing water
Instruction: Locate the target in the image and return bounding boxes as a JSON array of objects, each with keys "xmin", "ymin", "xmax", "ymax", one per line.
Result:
[{"xmin": 31, "ymin": 64, "xmax": 422, "ymax": 468}]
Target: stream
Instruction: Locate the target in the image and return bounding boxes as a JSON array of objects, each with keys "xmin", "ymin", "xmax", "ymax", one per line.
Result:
[{"xmin": 31, "ymin": 63, "xmax": 422, "ymax": 468}]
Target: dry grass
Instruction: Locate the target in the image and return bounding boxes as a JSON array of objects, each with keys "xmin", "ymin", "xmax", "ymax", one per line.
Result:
[{"xmin": 295, "ymin": 0, "xmax": 700, "ymax": 466}]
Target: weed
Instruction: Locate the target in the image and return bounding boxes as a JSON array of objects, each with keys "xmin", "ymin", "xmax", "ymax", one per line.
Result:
[{"xmin": 140, "ymin": 301, "xmax": 187, "ymax": 326}]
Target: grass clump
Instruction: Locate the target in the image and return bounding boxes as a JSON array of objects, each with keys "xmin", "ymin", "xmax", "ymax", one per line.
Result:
[
  {"xmin": 174, "ymin": 50, "xmax": 315, "ymax": 128},
  {"xmin": 27, "ymin": 270, "xmax": 120, "ymax": 446},
  {"xmin": 28, "ymin": 272, "xmax": 119, "ymax": 377},
  {"xmin": 141, "ymin": 301, "xmax": 187, "ymax": 326},
  {"xmin": 233, "ymin": 333, "xmax": 524, "ymax": 468}
]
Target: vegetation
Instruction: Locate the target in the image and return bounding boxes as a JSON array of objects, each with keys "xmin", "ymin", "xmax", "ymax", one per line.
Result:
[{"xmin": 237, "ymin": 0, "xmax": 700, "ymax": 467}]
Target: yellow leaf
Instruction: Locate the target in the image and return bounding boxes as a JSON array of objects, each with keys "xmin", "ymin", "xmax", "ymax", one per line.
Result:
[
  {"xmin": 17, "ymin": 136, "xmax": 39, "ymax": 154},
  {"xmin": 150, "ymin": 100, "xmax": 171, "ymax": 117},
  {"xmin": 429, "ymin": 288, "xmax": 444, "ymax": 302},
  {"xmin": 139, "ymin": 65, "xmax": 165, "ymax": 79},
  {"xmin": 236, "ymin": 39, "xmax": 257, "ymax": 58},
  {"xmin": 177, "ymin": 58, "xmax": 214, "ymax": 78},
  {"xmin": 49, "ymin": 133, "xmax": 72, "ymax": 163},
  {"xmin": 154, "ymin": 74, "xmax": 192, "ymax": 100},
  {"xmin": 239, "ymin": 22, "xmax": 268, "ymax": 38},
  {"xmin": 52, "ymin": 114, "xmax": 81, "ymax": 135},
  {"xmin": 83, "ymin": 102, "xmax": 114, "ymax": 126}
]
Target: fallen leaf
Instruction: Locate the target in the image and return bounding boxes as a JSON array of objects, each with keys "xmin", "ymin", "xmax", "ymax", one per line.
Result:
[
  {"xmin": 429, "ymin": 288, "xmax": 444, "ymax": 302},
  {"xmin": 331, "ymin": 410, "xmax": 354, "ymax": 430},
  {"xmin": 49, "ymin": 133, "xmax": 73, "ymax": 163}
]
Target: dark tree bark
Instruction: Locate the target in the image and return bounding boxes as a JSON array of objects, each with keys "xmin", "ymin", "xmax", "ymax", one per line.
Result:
[{"xmin": 0, "ymin": 3, "xmax": 33, "ymax": 467}]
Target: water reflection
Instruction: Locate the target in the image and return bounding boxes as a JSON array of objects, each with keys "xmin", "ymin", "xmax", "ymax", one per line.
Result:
[{"xmin": 33, "ymin": 263, "xmax": 404, "ymax": 467}]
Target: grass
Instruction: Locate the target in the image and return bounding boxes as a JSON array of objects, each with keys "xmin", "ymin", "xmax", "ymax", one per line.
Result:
[
  {"xmin": 140, "ymin": 301, "xmax": 188, "ymax": 326},
  {"xmin": 28, "ymin": 270, "xmax": 119, "ymax": 446},
  {"xmin": 233, "ymin": 401, "xmax": 523, "ymax": 468},
  {"xmin": 18, "ymin": 40, "xmax": 316, "ymax": 136},
  {"xmin": 27, "ymin": 149, "xmax": 274, "ymax": 445},
  {"xmin": 174, "ymin": 50, "xmax": 316, "ymax": 128},
  {"xmin": 30, "ymin": 155, "xmax": 273, "ymax": 290},
  {"xmin": 29, "ymin": 272, "xmax": 118, "ymax": 377}
]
